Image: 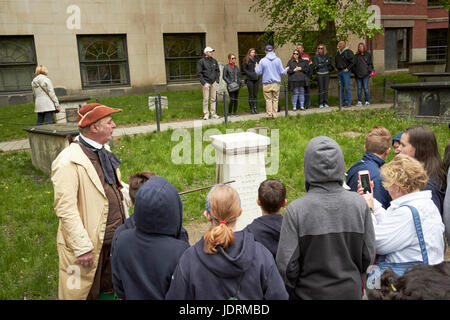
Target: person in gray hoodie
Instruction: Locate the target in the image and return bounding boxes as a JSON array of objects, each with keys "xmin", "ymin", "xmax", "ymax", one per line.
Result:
[{"xmin": 276, "ymin": 136, "xmax": 375, "ymax": 300}]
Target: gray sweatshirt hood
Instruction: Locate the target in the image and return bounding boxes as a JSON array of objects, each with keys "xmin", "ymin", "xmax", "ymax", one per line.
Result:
[{"xmin": 304, "ymin": 136, "xmax": 345, "ymax": 191}]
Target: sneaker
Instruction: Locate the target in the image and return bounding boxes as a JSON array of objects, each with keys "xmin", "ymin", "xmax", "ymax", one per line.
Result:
[
  {"xmin": 319, "ymin": 104, "xmax": 324, "ymax": 108},
  {"xmin": 293, "ymin": 107, "xmax": 297, "ymax": 111},
  {"xmin": 365, "ymin": 101, "xmax": 370, "ymax": 106},
  {"xmin": 324, "ymin": 104, "xmax": 329, "ymax": 108},
  {"xmin": 211, "ymin": 114, "xmax": 220, "ymax": 119},
  {"xmin": 203, "ymin": 114, "xmax": 209, "ymax": 120},
  {"xmin": 300, "ymin": 106, "xmax": 305, "ymax": 110},
  {"xmin": 356, "ymin": 101, "xmax": 362, "ymax": 107}
]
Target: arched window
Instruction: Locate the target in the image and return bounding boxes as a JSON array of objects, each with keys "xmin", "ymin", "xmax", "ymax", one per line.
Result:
[
  {"xmin": 0, "ymin": 36, "xmax": 37, "ymax": 92},
  {"xmin": 77, "ymin": 35, "xmax": 130, "ymax": 88}
]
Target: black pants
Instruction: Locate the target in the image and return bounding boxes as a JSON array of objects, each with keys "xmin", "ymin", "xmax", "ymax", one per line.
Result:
[
  {"xmin": 246, "ymin": 80, "xmax": 259, "ymax": 109},
  {"xmin": 228, "ymin": 89, "xmax": 239, "ymax": 114},
  {"xmin": 317, "ymin": 74, "xmax": 330, "ymax": 105},
  {"xmin": 304, "ymin": 85, "xmax": 310, "ymax": 109}
]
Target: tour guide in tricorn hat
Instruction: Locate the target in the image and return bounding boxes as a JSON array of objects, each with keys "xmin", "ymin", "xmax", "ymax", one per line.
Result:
[{"xmin": 51, "ymin": 103, "xmax": 130, "ymax": 299}]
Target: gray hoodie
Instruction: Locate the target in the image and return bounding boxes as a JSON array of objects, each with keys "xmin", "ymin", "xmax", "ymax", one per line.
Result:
[{"xmin": 276, "ymin": 136, "xmax": 375, "ymax": 300}]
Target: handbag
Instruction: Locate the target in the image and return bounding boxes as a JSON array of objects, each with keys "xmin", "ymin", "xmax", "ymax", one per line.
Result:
[
  {"xmin": 36, "ymin": 82, "xmax": 61, "ymax": 113},
  {"xmin": 366, "ymin": 205, "xmax": 429, "ymax": 290},
  {"xmin": 360, "ymin": 55, "xmax": 375, "ymax": 77},
  {"xmin": 227, "ymin": 82, "xmax": 240, "ymax": 92}
]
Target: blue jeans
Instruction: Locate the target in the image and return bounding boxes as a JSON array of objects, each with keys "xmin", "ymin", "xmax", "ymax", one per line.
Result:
[
  {"xmin": 356, "ymin": 76, "xmax": 370, "ymax": 103},
  {"xmin": 337, "ymin": 70, "xmax": 351, "ymax": 105},
  {"xmin": 36, "ymin": 111, "xmax": 54, "ymax": 125},
  {"xmin": 291, "ymin": 86, "xmax": 305, "ymax": 109}
]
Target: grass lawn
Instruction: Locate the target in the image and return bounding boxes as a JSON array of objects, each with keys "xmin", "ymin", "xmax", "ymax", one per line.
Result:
[
  {"xmin": 0, "ymin": 107, "xmax": 448, "ymax": 299},
  {"xmin": 0, "ymin": 72, "xmax": 417, "ymax": 142}
]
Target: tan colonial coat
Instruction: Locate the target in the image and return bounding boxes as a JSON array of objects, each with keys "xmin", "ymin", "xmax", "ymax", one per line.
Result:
[{"xmin": 51, "ymin": 142, "xmax": 129, "ymax": 300}]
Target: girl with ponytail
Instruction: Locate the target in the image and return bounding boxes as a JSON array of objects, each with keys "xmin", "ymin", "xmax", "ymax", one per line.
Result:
[{"xmin": 166, "ymin": 185, "xmax": 288, "ymax": 300}]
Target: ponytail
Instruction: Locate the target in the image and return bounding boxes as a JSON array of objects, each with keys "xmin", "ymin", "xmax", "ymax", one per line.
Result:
[{"xmin": 203, "ymin": 185, "xmax": 241, "ymax": 254}]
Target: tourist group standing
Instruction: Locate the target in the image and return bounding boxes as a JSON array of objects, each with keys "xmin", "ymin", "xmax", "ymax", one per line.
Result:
[{"xmin": 197, "ymin": 40, "xmax": 375, "ymax": 119}]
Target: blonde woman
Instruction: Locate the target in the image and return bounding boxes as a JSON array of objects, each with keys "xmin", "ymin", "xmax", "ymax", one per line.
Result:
[
  {"xmin": 361, "ymin": 154, "xmax": 445, "ymax": 268},
  {"xmin": 166, "ymin": 184, "xmax": 288, "ymax": 300},
  {"xmin": 314, "ymin": 44, "xmax": 332, "ymax": 108},
  {"xmin": 31, "ymin": 65, "xmax": 60, "ymax": 125}
]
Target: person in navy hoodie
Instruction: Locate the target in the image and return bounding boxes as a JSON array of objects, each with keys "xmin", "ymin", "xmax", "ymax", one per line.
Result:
[
  {"xmin": 111, "ymin": 176, "xmax": 190, "ymax": 299},
  {"xmin": 346, "ymin": 125, "xmax": 392, "ymax": 209},
  {"xmin": 166, "ymin": 184, "xmax": 288, "ymax": 300},
  {"xmin": 243, "ymin": 179, "xmax": 286, "ymax": 259}
]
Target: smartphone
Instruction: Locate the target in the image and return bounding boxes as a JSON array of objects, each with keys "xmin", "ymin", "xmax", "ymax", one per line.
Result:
[{"xmin": 358, "ymin": 170, "xmax": 373, "ymax": 194}]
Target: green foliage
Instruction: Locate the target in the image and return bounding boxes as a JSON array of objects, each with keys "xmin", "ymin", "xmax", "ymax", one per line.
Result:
[{"xmin": 250, "ymin": 0, "xmax": 383, "ymax": 50}]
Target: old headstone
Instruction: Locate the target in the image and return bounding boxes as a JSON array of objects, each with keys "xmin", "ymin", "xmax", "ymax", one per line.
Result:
[
  {"xmin": 56, "ymin": 96, "xmax": 90, "ymax": 123},
  {"xmin": 210, "ymin": 132, "xmax": 270, "ymax": 231},
  {"xmin": 148, "ymin": 96, "xmax": 168, "ymax": 110}
]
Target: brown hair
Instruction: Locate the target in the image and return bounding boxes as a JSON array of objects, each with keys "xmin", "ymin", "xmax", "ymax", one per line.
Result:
[
  {"xmin": 357, "ymin": 42, "xmax": 367, "ymax": 54},
  {"xmin": 244, "ymin": 48, "xmax": 256, "ymax": 65},
  {"xmin": 258, "ymin": 179, "xmax": 286, "ymax": 214},
  {"xmin": 365, "ymin": 125, "xmax": 391, "ymax": 155},
  {"xmin": 381, "ymin": 154, "xmax": 428, "ymax": 194},
  {"xmin": 128, "ymin": 171, "xmax": 156, "ymax": 204},
  {"xmin": 404, "ymin": 125, "xmax": 445, "ymax": 187},
  {"xmin": 368, "ymin": 262, "xmax": 450, "ymax": 300},
  {"xmin": 203, "ymin": 185, "xmax": 242, "ymax": 254},
  {"xmin": 228, "ymin": 52, "xmax": 236, "ymax": 61}
]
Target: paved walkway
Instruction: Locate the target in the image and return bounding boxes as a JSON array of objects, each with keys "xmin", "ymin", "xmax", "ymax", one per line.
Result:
[{"xmin": 0, "ymin": 103, "xmax": 392, "ymax": 152}]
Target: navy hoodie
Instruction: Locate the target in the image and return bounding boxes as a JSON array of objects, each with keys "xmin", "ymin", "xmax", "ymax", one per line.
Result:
[
  {"xmin": 165, "ymin": 230, "xmax": 288, "ymax": 300},
  {"xmin": 243, "ymin": 214, "xmax": 283, "ymax": 259},
  {"xmin": 111, "ymin": 177, "xmax": 190, "ymax": 300}
]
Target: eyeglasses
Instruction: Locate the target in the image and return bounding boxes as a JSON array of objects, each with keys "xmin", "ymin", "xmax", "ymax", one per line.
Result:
[
  {"xmin": 231, "ymin": 57, "xmax": 236, "ymax": 60},
  {"xmin": 318, "ymin": 47, "xmax": 324, "ymax": 50},
  {"xmin": 293, "ymin": 52, "xmax": 299, "ymax": 55}
]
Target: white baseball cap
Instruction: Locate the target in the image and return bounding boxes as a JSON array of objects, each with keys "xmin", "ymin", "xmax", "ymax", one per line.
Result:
[{"xmin": 204, "ymin": 46, "xmax": 215, "ymax": 53}]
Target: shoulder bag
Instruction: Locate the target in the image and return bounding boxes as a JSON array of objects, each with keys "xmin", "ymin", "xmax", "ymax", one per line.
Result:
[
  {"xmin": 360, "ymin": 55, "xmax": 375, "ymax": 77},
  {"xmin": 366, "ymin": 205, "xmax": 429, "ymax": 289},
  {"xmin": 36, "ymin": 82, "xmax": 61, "ymax": 113},
  {"xmin": 227, "ymin": 67, "xmax": 241, "ymax": 93}
]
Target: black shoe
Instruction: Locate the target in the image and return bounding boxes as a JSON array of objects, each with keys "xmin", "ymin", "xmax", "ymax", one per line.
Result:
[
  {"xmin": 250, "ymin": 108, "xmax": 255, "ymax": 114},
  {"xmin": 254, "ymin": 107, "xmax": 258, "ymax": 114}
]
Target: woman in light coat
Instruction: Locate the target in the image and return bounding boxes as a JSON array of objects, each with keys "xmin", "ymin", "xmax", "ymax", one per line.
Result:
[{"xmin": 31, "ymin": 65, "xmax": 60, "ymax": 125}]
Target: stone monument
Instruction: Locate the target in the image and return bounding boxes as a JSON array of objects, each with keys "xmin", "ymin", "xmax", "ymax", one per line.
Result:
[{"xmin": 210, "ymin": 132, "xmax": 270, "ymax": 231}]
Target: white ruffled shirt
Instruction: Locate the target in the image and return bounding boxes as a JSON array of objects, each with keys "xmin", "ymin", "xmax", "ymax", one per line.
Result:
[{"xmin": 371, "ymin": 190, "xmax": 445, "ymax": 265}]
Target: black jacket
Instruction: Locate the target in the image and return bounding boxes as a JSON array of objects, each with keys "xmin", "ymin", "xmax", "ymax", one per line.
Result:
[
  {"xmin": 223, "ymin": 64, "xmax": 241, "ymax": 85},
  {"xmin": 166, "ymin": 231, "xmax": 288, "ymax": 300},
  {"xmin": 197, "ymin": 57, "xmax": 220, "ymax": 85},
  {"xmin": 242, "ymin": 56, "xmax": 260, "ymax": 81},
  {"xmin": 353, "ymin": 52, "xmax": 374, "ymax": 78},
  {"xmin": 286, "ymin": 59, "xmax": 310, "ymax": 85},
  {"xmin": 111, "ymin": 177, "xmax": 190, "ymax": 300},
  {"xmin": 335, "ymin": 48, "xmax": 355, "ymax": 71}
]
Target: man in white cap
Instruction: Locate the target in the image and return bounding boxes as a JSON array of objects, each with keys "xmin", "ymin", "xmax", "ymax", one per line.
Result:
[{"xmin": 197, "ymin": 46, "xmax": 220, "ymax": 120}]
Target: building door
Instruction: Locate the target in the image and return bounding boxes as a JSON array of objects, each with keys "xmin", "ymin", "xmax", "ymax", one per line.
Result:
[{"xmin": 385, "ymin": 28, "xmax": 411, "ymax": 70}]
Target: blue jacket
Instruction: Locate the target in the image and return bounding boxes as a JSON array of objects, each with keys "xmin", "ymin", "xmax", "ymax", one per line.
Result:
[
  {"xmin": 346, "ymin": 152, "xmax": 392, "ymax": 209},
  {"xmin": 111, "ymin": 177, "xmax": 190, "ymax": 300},
  {"xmin": 255, "ymin": 51, "xmax": 287, "ymax": 85},
  {"xmin": 165, "ymin": 230, "xmax": 288, "ymax": 300},
  {"xmin": 243, "ymin": 214, "xmax": 282, "ymax": 260}
]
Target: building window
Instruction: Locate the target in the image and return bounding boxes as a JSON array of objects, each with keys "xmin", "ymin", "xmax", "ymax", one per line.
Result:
[
  {"xmin": 163, "ymin": 33, "xmax": 205, "ymax": 82},
  {"xmin": 0, "ymin": 36, "xmax": 37, "ymax": 93},
  {"xmin": 428, "ymin": 0, "xmax": 443, "ymax": 6},
  {"xmin": 77, "ymin": 35, "xmax": 130, "ymax": 88},
  {"xmin": 237, "ymin": 32, "xmax": 273, "ymax": 72},
  {"xmin": 427, "ymin": 29, "xmax": 448, "ymax": 61}
]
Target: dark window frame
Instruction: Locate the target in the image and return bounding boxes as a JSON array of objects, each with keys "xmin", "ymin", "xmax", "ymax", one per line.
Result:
[
  {"xmin": 0, "ymin": 35, "xmax": 37, "ymax": 93},
  {"xmin": 76, "ymin": 34, "xmax": 131, "ymax": 89},
  {"xmin": 427, "ymin": 28, "xmax": 448, "ymax": 61},
  {"xmin": 237, "ymin": 32, "xmax": 274, "ymax": 75},
  {"xmin": 163, "ymin": 33, "xmax": 206, "ymax": 83}
]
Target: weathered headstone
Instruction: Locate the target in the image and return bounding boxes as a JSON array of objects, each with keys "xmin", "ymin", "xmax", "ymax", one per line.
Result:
[
  {"xmin": 148, "ymin": 96, "xmax": 168, "ymax": 110},
  {"xmin": 56, "ymin": 96, "xmax": 90, "ymax": 123},
  {"xmin": 210, "ymin": 132, "xmax": 270, "ymax": 231}
]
